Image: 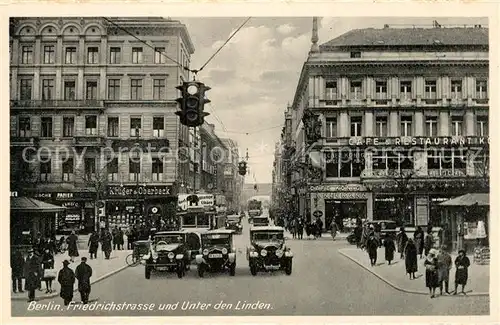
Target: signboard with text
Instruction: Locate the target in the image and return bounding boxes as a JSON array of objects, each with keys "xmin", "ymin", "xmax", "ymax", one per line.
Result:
[
  {"xmin": 347, "ymin": 136, "xmax": 489, "ymax": 147},
  {"xmin": 106, "ymin": 185, "xmax": 173, "ymax": 198}
]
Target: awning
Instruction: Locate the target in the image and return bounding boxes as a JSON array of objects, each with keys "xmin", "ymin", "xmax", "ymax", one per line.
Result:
[
  {"xmin": 439, "ymin": 193, "xmax": 489, "ymax": 207},
  {"xmin": 11, "ymin": 197, "xmax": 66, "ymax": 212}
]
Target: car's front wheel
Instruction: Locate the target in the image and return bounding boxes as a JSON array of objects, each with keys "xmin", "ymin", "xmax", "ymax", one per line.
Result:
[
  {"xmin": 285, "ymin": 260, "xmax": 292, "ymax": 275},
  {"xmin": 198, "ymin": 264, "xmax": 205, "ymax": 278},
  {"xmin": 145, "ymin": 266, "xmax": 152, "ymax": 279},
  {"xmin": 229, "ymin": 263, "xmax": 236, "ymax": 276}
]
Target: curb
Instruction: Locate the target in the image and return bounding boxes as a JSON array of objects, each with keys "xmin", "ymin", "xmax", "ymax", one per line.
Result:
[
  {"xmin": 11, "ymin": 264, "xmax": 130, "ymax": 301},
  {"xmin": 338, "ymin": 249, "xmax": 489, "ymax": 297}
]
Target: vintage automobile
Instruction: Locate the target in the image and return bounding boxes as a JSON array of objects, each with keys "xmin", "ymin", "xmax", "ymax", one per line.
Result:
[
  {"xmin": 246, "ymin": 226, "xmax": 293, "ymax": 276},
  {"xmin": 252, "ymin": 216, "xmax": 269, "ymax": 227},
  {"xmin": 225, "ymin": 215, "xmax": 243, "ymax": 234},
  {"xmin": 142, "ymin": 230, "xmax": 202, "ymax": 279},
  {"xmin": 195, "ymin": 230, "xmax": 236, "ymax": 277}
]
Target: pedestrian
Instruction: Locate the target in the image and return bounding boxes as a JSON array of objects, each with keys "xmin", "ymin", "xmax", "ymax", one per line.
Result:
[
  {"xmin": 453, "ymin": 249, "xmax": 470, "ymax": 295},
  {"xmin": 88, "ymin": 231, "xmax": 99, "ymax": 260},
  {"xmin": 366, "ymin": 233, "xmax": 379, "ymax": 267},
  {"xmin": 437, "ymin": 245, "xmax": 452, "ymax": 295},
  {"xmin": 396, "ymin": 227, "xmax": 408, "ymax": 259},
  {"xmin": 41, "ymin": 248, "xmax": 55, "ymax": 293},
  {"xmin": 101, "ymin": 229, "xmax": 113, "ymax": 259},
  {"xmin": 354, "ymin": 225, "xmax": 362, "ymax": 248},
  {"xmin": 413, "ymin": 226, "xmax": 425, "ymax": 259},
  {"xmin": 404, "ymin": 238, "xmax": 418, "ymax": 279},
  {"xmin": 44, "ymin": 236, "xmax": 56, "ymax": 255},
  {"xmin": 330, "ymin": 220, "xmax": 338, "ymax": 241},
  {"xmin": 24, "ymin": 249, "xmax": 39, "ymax": 302},
  {"xmin": 11, "ymin": 249, "xmax": 25, "ymax": 293},
  {"xmin": 75, "ymin": 257, "xmax": 93, "ymax": 304},
  {"xmin": 316, "ymin": 217, "xmax": 323, "ymax": 238},
  {"xmin": 67, "ymin": 231, "xmax": 79, "ymax": 263},
  {"xmin": 424, "ymin": 228, "xmax": 434, "ymax": 257},
  {"xmin": 297, "ymin": 219, "xmax": 304, "ymax": 240},
  {"xmin": 305, "ymin": 221, "xmax": 311, "ymax": 239},
  {"xmin": 383, "ymin": 233, "xmax": 396, "ymax": 265},
  {"xmin": 112, "ymin": 226, "xmax": 118, "ymax": 250},
  {"xmin": 424, "ymin": 249, "xmax": 439, "ymax": 298},
  {"xmin": 118, "ymin": 228, "xmax": 125, "ymax": 250},
  {"xmin": 58, "ymin": 260, "xmax": 75, "ymax": 306}
]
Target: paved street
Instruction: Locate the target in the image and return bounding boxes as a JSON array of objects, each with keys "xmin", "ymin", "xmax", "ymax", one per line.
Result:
[{"xmin": 11, "ymin": 217, "xmax": 489, "ymax": 317}]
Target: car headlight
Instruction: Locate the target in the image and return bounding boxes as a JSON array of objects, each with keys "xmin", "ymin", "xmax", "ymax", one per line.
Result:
[
  {"xmin": 276, "ymin": 249, "xmax": 284, "ymax": 257},
  {"xmin": 152, "ymin": 253, "xmax": 158, "ymax": 260},
  {"xmin": 203, "ymin": 249, "xmax": 209, "ymax": 255},
  {"xmin": 238, "ymin": 225, "xmax": 242, "ymax": 228},
  {"xmin": 168, "ymin": 252, "xmax": 175, "ymax": 259},
  {"xmin": 222, "ymin": 248, "xmax": 228, "ymax": 255},
  {"xmin": 261, "ymin": 249, "xmax": 267, "ymax": 256}
]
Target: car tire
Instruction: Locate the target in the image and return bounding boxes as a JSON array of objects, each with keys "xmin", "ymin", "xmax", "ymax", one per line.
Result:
[
  {"xmin": 229, "ymin": 263, "xmax": 236, "ymax": 276},
  {"xmin": 285, "ymin": 260, "xmax": 292, "ymax": 275},
  {"xmin": 145, "ymin": 266, "xmax": 152, "ymax": 279},
  {"xmin": 198, "ymin": 265, "xmax": 205, "ymax": 278},
  {"xmin": 250, "ymin": 262, "xmax": 257, "ymax": 276}
]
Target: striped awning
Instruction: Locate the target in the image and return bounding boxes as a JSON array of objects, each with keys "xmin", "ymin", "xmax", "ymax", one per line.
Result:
[{"xmin": 11, "ymin": 197, "xmax": 66, "ymax": 212}]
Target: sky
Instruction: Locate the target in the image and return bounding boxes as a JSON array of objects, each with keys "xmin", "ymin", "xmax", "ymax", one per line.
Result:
[{"xmin": 179, "ymin": 17, "xmax": 488, "ymax": 184}]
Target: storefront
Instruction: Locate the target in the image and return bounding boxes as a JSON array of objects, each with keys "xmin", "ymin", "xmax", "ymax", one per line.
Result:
[{"xmin": 373, "ymin": 194, "xmax": 415, "ymax": 225}]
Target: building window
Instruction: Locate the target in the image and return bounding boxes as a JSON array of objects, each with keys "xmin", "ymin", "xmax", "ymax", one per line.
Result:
[
  {"xmin": 451, "ymin": 116, "xmax": 463, "ymax": 136},
  {"xmin": 107, "ymin": 117, "xmax": 119, "ymax": 137},
  {"xmin": 472, "ymin": 152, "xmax": 489, "ymax": 178},
  {"xmin": 21, "ymin": 46, "xmax": 33, "ymax": 64},
  {"xmin": 375, "ymin": 116, "xmax": 387, "ymax": 137},
  {"xmin": 372, "ymin": 150, "xmax": 388, "ymax": 171},
  {"xmin": 87, "ymin": 47, "xmax": 99, "ymax": 64},
  {"xmin": 325, "ymin": 118, "xmax": 337, "ymax": 138},
  {"xmin": 65, "ymin": 47, "xmax": 76, "ymax": 64},
  {"xmin": 20, "ymin": 79, "xmax": 32, "ymax": 100},
  {"xmin": 132, "ymin": 47, "xmax": 143, "ymax": 64},
  {"xmin": 350, "ymin": 116, "xmax": 362, "ymax": 136},
  {"xmin": 325, "ymin": 81, "xmax": 337, "ymax": 100},
  {"xmin": 43, "ymin": 45, "xmax": 55, "ymax": 64},
  {"xmin": 86, "ymin": 81, "xmax": 98, "ymax": 100},
  {"xmin": 476, "ymin": 80, "xmax": 487, "ymax": 99},
  {"xmin": 425, "ymin": 116, "xmax": 438, "ymax": 137},
  {"xmin": 63, "ymin": 117, "xmax": 74, "ymax": 137},
  {"xmin": 400, "ymin": 81, "xmax": 412, "ymax": 99},
  {"xmin": 350, "ymin": 81, "xmax": 362, "ymax": 100},
  {"xmin": 400, "ymin": 116, "xmax": 413, "ymax": 137},
  {"xmin": 350, "ymin": 51, "xmax": 361, "ymax": 58},
  {"xmin": 153, "ymin": 79, "xmax": 166, "ymax": 100},
  {"xmin": 427, "ymin": 149, "xmax": 466, "ymax": 176},
  {"xmin": 18, "ymin": 117, "xmax": 31, "ymax": 137},
  {"xmin": 85, "ymin": 116, "xmax": 97, "ymax": 135},
  {"xmin": 153, "ymin": 117, "xmax": 164, "ymax": 137},
  {"xmin": 42, "ymin": 79, "xmax": 54, "ymax": 100},
  {"xmin": 129, "ymin": 159, "xmax": 141, "ymax": 181},
  {"xmin": 84, "ymin": 158, "xmax": 96, "ymax": 177},
  {"xmin": 387, "ymin": 150, "xmax": 414, "ymax": 174},
  {"xmin": 41, "ymin": 117, "xmax": 53, "ymax": 137},
  {"xmin": 108, "ymin": 79, "xmax": 120, "ymax": 100},
  {"xmin": 424, "ymin": 80, "xmax": 437, "ymax": 99},
  {"xmin": 154, "ymin": 47, "xmax": 165, "ymax": 64},
  {"xmin": 152, "ymin": 158, "xmax": 163, "ymax": 181},
  {"xmin": 130, "ymin": 117, "xmax": 141, "ymax": 137},
  {"xmin": 64, "ymin": 81, "xmax": 76, "ymax": 100},
  {"xmin": 107, "ymin": 158, "xmax": 118, "ymax": 182},
  {"xmin": 40, "ymin": 160, "xmax": 51, "ymax": 182},
  {"xmin": 325, "ymin": 151, "xmax": 364, "ymax": 178},
  {"xmin": 62, "ymin": 158, "xmax": 74, "ymax": 182},
  {"xmin": 375, "ymin": 81, "xmax": 387, "ymax": 99},
  {"xmin": 130, "ymin": 79, "xmax": 142, "ymax": 100},
  {"xmin": 477, "ymin": 116, "xmax": 488, "ymax": 137},
  {"xmin": 451, "ymin": 80, "xmax": 462, "ymax": 99},
  {"xmin": 109, "ymin": 47, "xmax": 121, "ymax": 64}
]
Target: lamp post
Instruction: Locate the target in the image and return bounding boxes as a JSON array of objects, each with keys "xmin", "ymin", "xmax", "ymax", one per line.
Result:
[{"xmin": 133, "ymin": 126, "xmax": 142, "ymax": 224}]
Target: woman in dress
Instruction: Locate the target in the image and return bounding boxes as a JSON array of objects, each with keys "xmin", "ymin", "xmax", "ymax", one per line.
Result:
[
  {"xmin": 453, "ymin": 249, "xmax": 471, "ymax": 295},
  {"xmin": 41, "ymin": 248, "xmax": 55, "ymax": 293},
  {"xmin": 404, "ymin": 238, "xmax": 418, "ymax": 279},
  {"xmin": 424, "ymin": 249, "xmax": 439, "ymax": 298}
]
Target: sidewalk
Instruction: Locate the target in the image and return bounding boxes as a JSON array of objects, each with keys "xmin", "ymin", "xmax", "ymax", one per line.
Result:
[
  {"xmin": 339, "ymin": 247, "xmax": 489, "ymax": 296},
  {"xmin": 11, "ymin": 249, "xmax": 131, "ymax": 301},
  {"xmin": 284, "ymin": 229, "xmax": 349, "ymax": 241}
]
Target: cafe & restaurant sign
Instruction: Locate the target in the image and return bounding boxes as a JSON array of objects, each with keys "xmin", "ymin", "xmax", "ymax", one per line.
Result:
[{"xmin": 348, "ymin": 136, "xmax": 490, "ymax": 146}]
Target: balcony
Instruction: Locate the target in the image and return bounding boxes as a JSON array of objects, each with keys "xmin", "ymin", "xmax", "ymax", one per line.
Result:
[
  {"xmin": 10, "ymin": 136, "xmax": 40, "ymax": 147},
  {"xmin": 11, "ymin": 100, "xmax": 105, "ymax": 110},
  {"xmin": 73, "ymin": 136, "xmax": 105, "ymax": 147}
]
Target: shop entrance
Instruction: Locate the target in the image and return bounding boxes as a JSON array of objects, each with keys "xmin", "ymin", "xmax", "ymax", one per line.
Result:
[{"xmin": 325, "ymin": 200, "xmax": 367, "ymax": 232}]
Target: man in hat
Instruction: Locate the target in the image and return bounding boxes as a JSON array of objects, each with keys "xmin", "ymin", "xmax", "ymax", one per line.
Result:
[
  {"xmin": 23, "ymin": 249, "xmax": 40, "ymax": 302},
  {"xmin": 75, "ymin": 257, "xmax": 93, "ymax": 304},
  {"xmin": 57, "ymin": 260, "xmax": 75, "ymax": 306},
  {"xmin": 437, "ymin": 245, "xmax": 452, "ymax": 295}
]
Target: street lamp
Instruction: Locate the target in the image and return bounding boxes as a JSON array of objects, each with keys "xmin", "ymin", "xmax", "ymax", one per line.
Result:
[{"xmin": 133, "ymin": 126, "xmax": 142, "ymax": 224}]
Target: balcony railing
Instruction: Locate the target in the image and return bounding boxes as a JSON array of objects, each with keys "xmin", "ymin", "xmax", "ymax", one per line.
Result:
[
  {"xmin": 11, "ymin": 100, "xmax": 104, "ymax": 109},
  {"xmin": 10, "ymin": 136, "xmax": 40, "ymax": 147},
  {"xmin": 73, "ymin": 136, "xmax": 105, "ymax": 147}
]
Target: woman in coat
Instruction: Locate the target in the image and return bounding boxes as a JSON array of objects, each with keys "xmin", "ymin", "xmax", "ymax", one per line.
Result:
[
  {"xmin": 58, "ymin": 260, "xmax": 75, "ymax": 306},
  {"xmin": 413, "ymin": 226, "xmax": 425, "ymax": 259},
  {"xmin": 424, "ymin": 249, "xmax": 439, "ymax": 298},
  {"xmin": 41, "ymin": 248, "xmax": 55, "ymax": 293},
  {"xmin": 383, "ymin": 234, "xmax": 396, "ymax": 265},
  {"xmin": 396, "ymin": 227, "xmax": 408, "ymax": 259},
  {"xmin": 66, "ymin": 231, "xmax": 79, "ymax": 262},
  {"xmin": 453, "ymin": 249, "xmax": 471, "ymax": 295},
  {"xmin": 404, "ymin": 238, "xmax": 418, "ymax": 279}
]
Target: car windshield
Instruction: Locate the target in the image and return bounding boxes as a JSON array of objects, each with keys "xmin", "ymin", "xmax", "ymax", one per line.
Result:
[
  {"xmin": 253, "ymin": 218, "xmax": 268, "ymax": 223},
  {"xmin": 202, "ymin": 233, "xmax": 231, "ymax": 248},
  {"xmin": 252, "ymin": 231, "xmax": 284, "ymax": 242},
  {"xmin": 154, "ymin": 234, "xmax": 184, "ymax": 245}
]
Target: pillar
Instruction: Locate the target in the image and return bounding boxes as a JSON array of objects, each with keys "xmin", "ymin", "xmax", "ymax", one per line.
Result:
[
  {"xmin": 389, "ymin": 111, "xmax": 399, "ymax": 136},
  {"xmin": 414, "ymin": 111, "xmax": 424, "ymax": 136},
  {"xmin": 366, "ymin": 192, "xmax": 373, "ymax": 221},
  {"xmin": 465, "ymin": 110, "xmax": 475, "ymax": 136},
  {"xmin": 439, "ymin": 111, "xmax": 450, "ymax": 136},
  {"xmin": 364, "ymin": 111, "xmax": 374, "ymax": 137}
]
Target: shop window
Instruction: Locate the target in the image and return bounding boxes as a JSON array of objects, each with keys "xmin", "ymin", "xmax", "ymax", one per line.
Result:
[
  {"xmin": 85, "ymin": 116, "xmax": 97, "ymax": 135},
  {"xmin": 18, "ymin": 116, "xmax": 31, "ymax": 137},
  {"xmin": 63, "ymin": 117, "xmax": 74, "ymax": 137},
  {"xmin": 183, "ymin": 215, "xmax": 196, "ymax": 227},
  {"xmin": 325, "ymin": 150, "xmax": 364, "ymax": 178},
  {"xmin": 130, "ymin": 117, "xmax": 141, "ymax": 137},
  {"xmin": 152, "ymin": 158, "xmax": 163, "ymax": 181},
  {"xmin": 64, "ymin": 81, "xmax": 76, "ymax": 100},
  {"xmin": 325, "ymin": 118, "xmax": 337, "ymax": 138},
  {"xmin": 477, "ymin": 116, "xmax": 488, "ymax": 137},
  {"xmin": 375, "ymin": 116, "xmax": 387, "ymax": 137},
  {"xmin": 107, "ymin": 158, "xmax": 118, "ymax": 182},
  {"xmin": 472, "ymin": 152, "xmax": 489, "ymax": 178},
  {"xmin": 427, "ymin": 149, "xmax": 466, "ymax": 176},
  {"xmin": 400, "ymin": 81, "xmax": 412, "ymax": 99},
  {"xmin": 350, "ymin": 81, "xmax": 362, "ymax": 100},
  {"xmin": 62, "ymin": 158, "xmax": 74, "ymax": 182},
  {"xmin": 372, "ymin": 150, "xmax": 388, "ymax": 171},
  {"xmin": 350, "ymin": 116, "xmax": 362, "ymax": 136},
  {"xmin": 198, "ymin": 215, "xmax": 209, "ymax": 227},
  {"xmin": 325, "ymin": 81, "xmax": 337, "ymax": 100},
  {"xmin": 387, "ymin": 150, "xmax": 414, "ymax": 174},
  {"xmin": 107, "ymin": 117, "xmax": 119, "ymax": 137},
  {"xmin": 40, "ymin": 159, "xmax": 51, "ymax": 182},
  {"xmin": 129, "ymin": 159, "xmax": 141, "ymax": 181},
  {"xmin": 41, "ymin": 117, "xmax": 53, "ymax": 138}
]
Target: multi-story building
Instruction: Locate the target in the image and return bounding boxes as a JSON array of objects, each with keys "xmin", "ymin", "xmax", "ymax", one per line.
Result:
[
  {"xmin": 220, "ymin": 138, "xmax": 242, "ymax": 211},
  {"xmin": 272, "ymin": 106, "xmax": 293, "ymax": 214},
  {"xmin": 199, "ymin": 123, "xmax": 226, "ymax": 193},
  {"xmin": 285, "ymin": 19, "xmax": 489, "ymax": 249},
  {"xmin": 10, "ymin": 17, "xmax": 195, "ymax": 234}
]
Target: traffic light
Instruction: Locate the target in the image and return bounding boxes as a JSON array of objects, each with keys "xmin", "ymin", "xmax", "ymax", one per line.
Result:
[
  {"xmin": 97, "ymin": 201, "xmax": 105, "ymax": 217},
  {"xmin": 175, "ymin": 81, "xmax": 211, "ymax": 127},
  {"xmin": 238, "ymin": 161, "xmax": 247, "ymax": 176}
]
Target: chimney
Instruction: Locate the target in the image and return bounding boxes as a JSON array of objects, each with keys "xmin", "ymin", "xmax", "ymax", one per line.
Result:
[{"xmin": 310, "ymin": 17, "xmax": 319, "ymax": 53}]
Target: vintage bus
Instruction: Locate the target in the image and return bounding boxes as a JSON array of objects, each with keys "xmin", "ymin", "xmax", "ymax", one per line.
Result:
[{"xmin": 177, "ymin": 194, "xmax": 218, "ymax": 230}]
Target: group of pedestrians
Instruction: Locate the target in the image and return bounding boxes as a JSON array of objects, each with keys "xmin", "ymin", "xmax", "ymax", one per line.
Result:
[{"xmin": 285, "ymin": 216, "xmax": 325, "ymax": 240}]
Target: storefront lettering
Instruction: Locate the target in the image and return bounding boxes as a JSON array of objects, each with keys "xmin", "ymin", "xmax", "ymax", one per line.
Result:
[
  {"xmin": 348, "ymin": 136, "xmax": 489, "ymax": 146},
  {"xmin": 310, "ymin": 184, "xmax": 367, "ymax": 192},
  {"xmin": 107, "ymin": 185, "xmax": 172, "ymax": 198},
  {"xmin": 320, "ymin": 192, "xmax": 369, "ymax": 200},
  {"xmin": 57, "ymin": 193, "xmax": 73, "ymax": 199},
  {"xmin": 428, "ymin": 169, "xmax": 466, "ymax": 177},
  {"xmin": 34, "ymin": 193, "xmax": 52, "ymax": 199}
]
